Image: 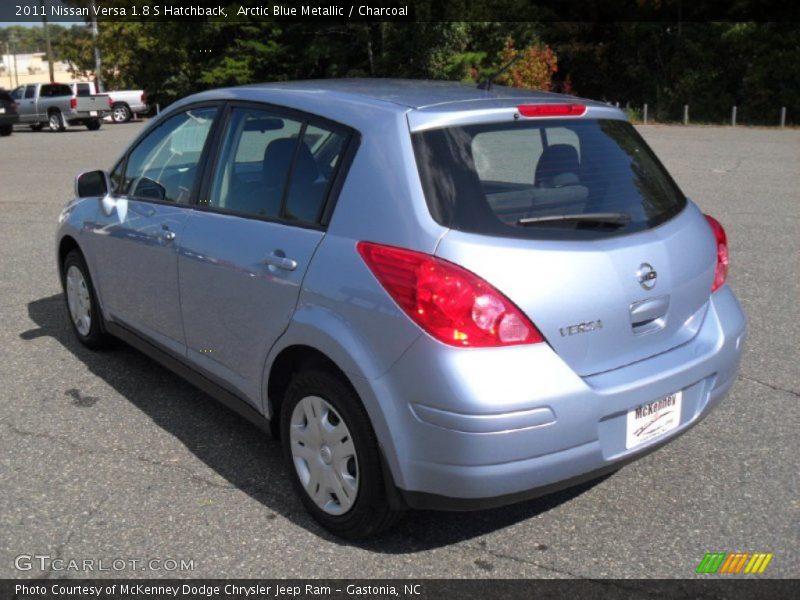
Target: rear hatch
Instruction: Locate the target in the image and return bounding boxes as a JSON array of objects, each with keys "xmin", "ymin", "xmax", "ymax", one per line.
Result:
[
  {"xmin": 411, "ymin": 111, "xmax": 716, "ymax": 376},
  {"xmin": 74, "ymin": 94, "xmax": 110, "ymax": 114}
]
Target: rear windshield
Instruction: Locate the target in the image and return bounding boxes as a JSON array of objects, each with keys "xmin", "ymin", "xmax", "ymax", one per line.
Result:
[{"xmin": 411, "ymin": 119, "xmax": 686, "ymax": 240}]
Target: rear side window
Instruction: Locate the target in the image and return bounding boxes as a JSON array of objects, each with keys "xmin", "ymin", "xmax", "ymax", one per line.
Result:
[
  {"xmin": 208, "ymin": 107, "xmax": 303, "ymax": 218},
  {"xmin": 207, "ymin": 107, "xmax": 349, "ymax": 224},
  {"xmin": 24, "ymin": 86, "xmax": 35, "ymax": 99},
  {"xmin": 283, "ymin": 124, "xmax": 348, "ymax": 223},
  {"xmin": 412, "ymin": 119, "xmax": 686, "ymax": 240}
]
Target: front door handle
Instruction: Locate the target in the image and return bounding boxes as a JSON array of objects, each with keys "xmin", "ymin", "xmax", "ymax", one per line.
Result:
[
  {"xmin": 262, "ymin": 251, "xmax": 297, "ymax": 271},
  {"xmin": 161, "ymin": 223, "xmax": 176, "ymax": 242}
]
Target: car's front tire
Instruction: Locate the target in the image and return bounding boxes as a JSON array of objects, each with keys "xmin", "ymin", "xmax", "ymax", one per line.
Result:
[
  {"xmin": 62, "ymin": 250, "xmax": 112, "ymax": 349},
  {"xmin": 280, "ymin": 368, "xmax": 399, "ymax": 539}
]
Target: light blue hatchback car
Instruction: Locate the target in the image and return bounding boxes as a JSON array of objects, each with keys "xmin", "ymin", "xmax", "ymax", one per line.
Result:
[{"xmin": 58, "ymin": 79, "xmax": 746, "ymax": 538}]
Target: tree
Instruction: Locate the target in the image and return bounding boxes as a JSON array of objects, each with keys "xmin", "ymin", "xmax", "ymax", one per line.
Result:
[{"xmin": 493, "ymin": 37, "xmax": 558, "ymax": 90}]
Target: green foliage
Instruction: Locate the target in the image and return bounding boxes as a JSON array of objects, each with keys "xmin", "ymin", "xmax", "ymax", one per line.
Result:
[
  {"xmin": 545, "ymin": 21, "xmax": 799, "ymax": 124},
  {"xmin": 2, "ymin": 12, "xmax": 795, "ymax": 125},
  {"xmin": 1, "ymin": 25, "xmax": 69, "ymax": 54},
  {"xmin": 494, "ymin": 37, "xmax": 558, "ymax": 90}
]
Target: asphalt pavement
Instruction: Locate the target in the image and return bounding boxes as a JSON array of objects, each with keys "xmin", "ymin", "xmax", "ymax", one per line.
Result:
[{"xmin": 0, "ymin": 119, "xmax": 797, "ymax": 579}]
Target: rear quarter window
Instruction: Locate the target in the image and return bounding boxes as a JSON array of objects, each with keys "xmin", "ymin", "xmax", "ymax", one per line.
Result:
[
  {"xmin": 412, "ymin": 118, "xmax": 687, "ymax": 240},
  {"xmin": 41, "ymin": 84, "xmax": 72, "ymax": 97}
]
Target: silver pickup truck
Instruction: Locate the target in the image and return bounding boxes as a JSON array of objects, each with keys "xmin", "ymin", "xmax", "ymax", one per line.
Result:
[
  {"xmin": 71, "ymin": 82, "xmax": 148, "ymax": 123},
  {"xmin": 10, "ymin": 82, "xmax": 109, "ymax": 131}
]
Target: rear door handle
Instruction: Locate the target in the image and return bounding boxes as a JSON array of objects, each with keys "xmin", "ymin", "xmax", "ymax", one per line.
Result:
[{"xmin": 262, "ymin": 251, "xmax": 297, "ymax": 271}]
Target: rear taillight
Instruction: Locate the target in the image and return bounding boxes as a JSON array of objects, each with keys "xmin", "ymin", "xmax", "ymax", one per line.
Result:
[
  {"xmin": 517, "ymin": 104, "xmax": 586, "ymax": 117},
  {"xmin": 69, "ymin": 97, "xmax": 77, "ymax": 109},
  {"xmin": 141, "ymin": 92, "xmax": 147, "ymax": 104},
  {"xmin": 357, "ymin": 242, "xmax": 543, "ymax": 347},
  {"xmin": 705, "ymin": 215, "xmax": 729, "ymax": 292},
  {"xmin": 108, "ymin": 96, "xmax": 113, "ymax": 108}
]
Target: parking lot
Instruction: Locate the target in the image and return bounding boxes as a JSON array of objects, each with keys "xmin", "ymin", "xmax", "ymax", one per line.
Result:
[{"xmin": 0, "ymin": 121, "xmax": 797, "ymax": 579}]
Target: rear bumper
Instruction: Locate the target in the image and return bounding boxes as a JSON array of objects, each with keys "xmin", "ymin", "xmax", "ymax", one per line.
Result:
[
  {"xmin": 68, "ymin": 113, "xmax": 107, "ymax": 121},
  {"xmin": 356, "ymin": 286, "xmax": 746, "ymax": 509}
]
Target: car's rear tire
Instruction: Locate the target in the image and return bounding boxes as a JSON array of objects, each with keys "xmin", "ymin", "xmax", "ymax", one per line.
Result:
[
  {"xmin": 280, "ymin": 368, "xmax": 399, "ymax": 539},
  {"xmin": 48, "ymin": 110, "xmax": 66, "ymax": 132},
  {"xmin": 62, "ymin": 250, "xmax": 112, "ymax": 349},
  {"xmin": 85, "ymin": 119, "xmax": 102, "ymax": 131},
  {"xmin": 111, "ymin": 103, "xmax": 132, "ymax": 123},
  {"xmin": 0, "ymin": 124, "xmax": 11, "ymax": 136}
]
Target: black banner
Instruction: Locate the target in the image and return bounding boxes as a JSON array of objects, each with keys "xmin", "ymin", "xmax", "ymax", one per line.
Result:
[
  {"xmin": 1, "ymin": 0, "xmax": 799, "ymax": 23},
  {"xmin": 3, "ymin": 579, "xmax": 800, "ymax": 600}
]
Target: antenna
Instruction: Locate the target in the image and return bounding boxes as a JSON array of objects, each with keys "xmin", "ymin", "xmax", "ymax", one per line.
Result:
[{"xmin": 478, "ymin": 53, "xmax": 522, "ymax": 91}]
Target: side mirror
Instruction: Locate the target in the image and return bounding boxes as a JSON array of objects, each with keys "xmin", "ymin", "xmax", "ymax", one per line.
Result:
[{"xmin": 75, "ymin": 170, "xmax": 111, "ymax": 198}]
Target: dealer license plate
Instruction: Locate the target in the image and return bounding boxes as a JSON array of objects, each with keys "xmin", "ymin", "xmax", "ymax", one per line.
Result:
[
  {"xmin": 89, "ymin": 110, "xmax": 98, "ymax": 116},
  {"xmin": 0, "ymin": 107, "xmax": 5, "ymax": 114},
  {"xmin": 625, "ymin": 391, "xmax": 682, "ymax": 449}
]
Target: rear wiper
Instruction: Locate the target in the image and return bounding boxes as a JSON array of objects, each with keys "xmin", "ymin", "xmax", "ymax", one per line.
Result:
[{"xmin": 517, "ymin": 212, "xmax": 632, "ymax": 227}]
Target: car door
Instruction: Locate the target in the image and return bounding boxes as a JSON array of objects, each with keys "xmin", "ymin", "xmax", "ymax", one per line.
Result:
[
  {"xmin": 89, "ymin": 105, "xmax": 219, "ymax": 355},
  {"xmin": 178, "ymin": 104, "xmax": 352, "ymax": 407},
  {"xmin": 16, "ymin": 85, "xmax": 37, "ymax": 121}
]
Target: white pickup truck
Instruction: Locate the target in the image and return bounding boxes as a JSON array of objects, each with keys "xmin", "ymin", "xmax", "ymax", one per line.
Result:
[
  {"xmin": 10, "ymin": 82, "xmax": 109, "ymax": 131},
  {"xmin": 71, "ymin": 82, "xmax": 148, "ymax": 123}
]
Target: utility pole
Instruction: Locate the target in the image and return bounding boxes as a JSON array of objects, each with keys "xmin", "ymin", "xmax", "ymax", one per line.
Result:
[
  {"xmin": 4, "ymin": 42, "xmax": 12, "ymax": 88},
  {"xmin": 10, "ymin": 35, "xmax": 19, "ymax": 88},
  {"xmin": 42, "ymin": 10, "xmax": 55, "ymax": 83},
  {"xmin": 90, "ymin": 0, "xmax": 103, "ymax": 92}
]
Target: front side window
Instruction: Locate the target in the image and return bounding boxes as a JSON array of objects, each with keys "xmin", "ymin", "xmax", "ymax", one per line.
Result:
[
  {"xmin": 121, "ymin": 106, "xmax": 217, "ymax": 203},
  {"xmin": 412, "ymin": 119, "xmax": 686, "ymax": 240},
  {"xmin": 24, "ymin": 86, "xmax": 35, "ymax": 99},
  {"xmin": 208, "ymin": 107, "xmax": 348, "ymax": 223}
]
